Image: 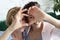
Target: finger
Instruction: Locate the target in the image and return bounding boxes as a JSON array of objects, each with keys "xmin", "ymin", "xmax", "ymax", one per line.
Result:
[
  {"xmin": 31, "ymin": 6, "xmax": 38, "ymax": 11},
  {"xmin": 32, "ymin": 6, "xmax": 39, "ymax": 10},
  {"xmin": 22, "ymin": 14, "xmax": 29, "ymax": 16},
  {"xmin": 28, "ymin": 7, "xmax": 34, "ymax": 14},
  {"xmin": 28, "ymin": 7, "xmax": 31, "ymax": 13},
  {"xmin": 18, "ymin": 8, "xmax": 23, "ymax": 13},
  {"xmin": 28, "ymin": 7, "xmax": 31, "ymax": 14},
  {"xmin": 22, "ymin": 9, "xmax": 27, "ymax": 12},
  {"xmin": 40, "ymin": 21, "xmax": 43, "ymax": 27},
  {"xmin": 29, "ymin": 7, "xmax": 31, "ymax": 10},
  {"xmin": 22, "ymin": 23, "xmax": 29, "ymax": 27},
  {"xmin": 20, "ymin": 8, "xmax": 23, "ymax": 11},
  {"xmin": 32, "ymin": 6, "xmax": 39, "ymax": 8},
  {"xmin": 32, "ymin": 6, "xmax": 36, "ymax": 8},
  {"xmin": 17, "ymin": 8, "xmax": 22, "ymax": 15},
  {"xmin": 39, "ymin": 21, "xmax": 43, "ymax": 32}
]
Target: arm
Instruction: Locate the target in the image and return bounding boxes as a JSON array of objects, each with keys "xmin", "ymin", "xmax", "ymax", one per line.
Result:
[
  {"xmin": 0, "ymin": 20, "xmax": 23, "ymax": 40},
  {"xmin": 0, "ymin": 8, "xmax": 28, "ymax": 40},
  {"xmin": 28, "ymin": 6, "xmax": 60, "ymax": 29},
  {"xmin": 0, "ymin": 20, "xmax": 16, "ymax": 40},
  {"xmin": 37, "ymin": 8, "xmax": 60, "ymax": 29},
  {"xmin": 45, "ymin": 13, "xmax": 60, "ymax": 29}
]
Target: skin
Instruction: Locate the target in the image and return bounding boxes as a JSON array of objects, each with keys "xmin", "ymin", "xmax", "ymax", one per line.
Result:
[
  {"xmin": 0, "ymin": 6, "xmax": 60, "ymax": 40},
  {"xmin": 0, "ymin": 8, "xmax": 29, "ymax": 40},
  {"xmin": 28, "ymin": 6, "xmax": 60, "ymax": 29},
  {"xmin": 23, "ymin": 6, "xmax": 60, "ymax": 40}
]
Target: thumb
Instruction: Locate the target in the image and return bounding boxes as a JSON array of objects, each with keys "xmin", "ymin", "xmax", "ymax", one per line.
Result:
[
  {"xmin": 22, "ymin": 23, "xmax": 29, "ymax": 27},
  {"xmin": 39, "ymin": 21, "xmax": 43, "ymax": 32}
]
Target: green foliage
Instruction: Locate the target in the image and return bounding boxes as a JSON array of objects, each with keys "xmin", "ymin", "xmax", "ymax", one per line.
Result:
[
  {"xmin": 54, "ymin": 0, "xmax": 60, "ymax": 3},
  {"xmin": 0, "ymin": 21, "xmax": 8, "ymax": 31},
  {"xmin": 53, "ymin": 0, "xmax": 60, "ymax": 12},
  {"xmin": 47, "ymin": 12, "xmax": 60, "ymax": 20},
  {"xmin": 56, "ymin": 15, "xmax": 60, "ymax": 19},
  {"xmin": 47, "ymin": 12, "xmax": 56, "ymax": 18},
  {"xmin": 53, "ymin": 4, "xmax": 60, "ymax": 11}
]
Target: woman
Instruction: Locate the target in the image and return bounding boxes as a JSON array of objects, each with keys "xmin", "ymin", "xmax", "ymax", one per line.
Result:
[
  {"xmin": 0, "ymin": 7, "xmax": 29, "ymax": 40},
  {"xmin": 0, "ymin": 1, "xmax": 60, "ymax": 40},
  {"xmin": 22, "ymin": 2, "xmax": 60, "ymax": 40}
]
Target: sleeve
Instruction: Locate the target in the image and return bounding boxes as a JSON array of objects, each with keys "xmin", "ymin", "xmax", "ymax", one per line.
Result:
[
  {"xmin": 50, "ymin": 26, "xmax": 60, "ymax": 40},
  {"xmin": 51, "ymin": 28, "xmax": 60, "ymax": 38},
  {"xmin": 42, "ymin": 22, "xmax": 55, "ymax": 33},
  {"xmin": 42, "ymin": 22, "xmax": 60, "ymax": 40},
  {"xmin": 42, "ymin": 22, "xmax": 55, "ymax": 40},
  {"xmin": 44, "ymin": 22, "xmax": 60, "ymax": 37},
  {"xmin": 0, "ymin": 31, "xmax": 13, "ymax": 40}
]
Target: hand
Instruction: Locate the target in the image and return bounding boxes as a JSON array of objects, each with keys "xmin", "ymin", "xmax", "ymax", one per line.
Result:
[
  {"xmin": 10, "ymin": 8, "xmax": 29, "ymax": 32},
  {"xmin": 28, "ymin": 6, "xmax": 46, "ymax": 22}
]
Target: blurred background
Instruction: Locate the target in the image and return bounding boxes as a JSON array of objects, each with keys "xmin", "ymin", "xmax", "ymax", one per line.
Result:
[
  {"xmin": 0, "ymin": 0, "xmax": 60, "ymax": 40},
  {"xmin": 0, "ymin": 0, "xmax": 60, "ymax": 30}
]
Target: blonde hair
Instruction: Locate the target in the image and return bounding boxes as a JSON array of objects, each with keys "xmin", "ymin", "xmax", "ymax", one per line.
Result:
[{"xmin": 6, "ymin": 7, "xmax": 20, "ymax": 26}]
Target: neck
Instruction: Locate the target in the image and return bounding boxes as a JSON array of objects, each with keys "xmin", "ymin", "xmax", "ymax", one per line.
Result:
[
  {"xmin": 30, "ymin": 22, "xmax": 43, "ymax": 32},
  {"xmin": 31, "ymin": 23, "xmax": 41, "ymax": 31}
]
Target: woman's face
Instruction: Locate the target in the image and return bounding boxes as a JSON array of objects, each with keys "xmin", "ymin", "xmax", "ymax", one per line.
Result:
[
  {"xmin": 27, "ymin": 11, "xmax": 36, "ymax": 25},
  {"xmin": 23, "ymin": 5, "xmax": 40, "ymax": 25},
  {"xmin": 27, "ymin": 8, "xmax": 36, "ymax": 24}
]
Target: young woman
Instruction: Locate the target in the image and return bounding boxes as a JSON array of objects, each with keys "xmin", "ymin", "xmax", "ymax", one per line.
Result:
[
  {"xmin": 0, "ymin": 7, "xmax": 29, "ymax": 40},
  {"xmin": 0, "ymin": 1, "xmax": 60, "ymax": 40},
  {"xmin": 22, "ymin": 2, "xmax": 60, "ymax": 40}
]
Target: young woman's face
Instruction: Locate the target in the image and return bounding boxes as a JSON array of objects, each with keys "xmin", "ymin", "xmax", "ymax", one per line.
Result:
[
  {"xmin": 23, "ymin": 5, "xmax": 40, "ymax": 24},
  {"xmin": 28, "ymin": 15, "xmax": 35, "ymax": 23}
]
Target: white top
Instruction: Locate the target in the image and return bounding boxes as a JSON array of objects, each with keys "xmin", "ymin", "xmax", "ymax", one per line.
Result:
[
  {"xmin": 42, "ymin": 22, "xmax": 60, "ymax": 40},
  {"xmin": 0, "ymin": 22, "xmax": 60, "ymax": 40}
]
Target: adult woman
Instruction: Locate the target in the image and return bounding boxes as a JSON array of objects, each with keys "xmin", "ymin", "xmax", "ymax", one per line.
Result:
[
  {"xmin": 0, "ymin": 7, "xmax": 29, "ymax": 40},
  {"xmin": 27, "ymin": 6, "xmax": 60, "ymax": 40},
  {"xmin": 0, "ymin": 1, "xmax": 60, "ymax": 40},
  {"xmin": 22, "ymin": 2, "xmax": 60, "ymax": 40}
]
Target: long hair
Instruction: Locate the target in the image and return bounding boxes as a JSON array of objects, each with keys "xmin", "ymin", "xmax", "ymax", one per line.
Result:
[
  {"xmin": 6, "ymin": 7, "xmax": 25, "ymax": 40},
  {"xmin": 6, "ymin": 7, "xmax": 20, "ymax": 26}
]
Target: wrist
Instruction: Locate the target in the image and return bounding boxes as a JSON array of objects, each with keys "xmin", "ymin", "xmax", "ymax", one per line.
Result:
[
  {"xmin": 43, "ymin": 14, "xmax": 50, "ymax": 21},
  {"xmin": 38, "ymin": 9, "xmax": 47, "ymax": 21},
  {"xmin": 44, "ymin": 13, "xmax": 54, "ymax": 22},
  {"xmin": 8, "ymin": 26, "xmax": 15, "ymax": 32},
  {"xmin": 8, "ymin": 20, "xmax": 18, "ymax": 31}
]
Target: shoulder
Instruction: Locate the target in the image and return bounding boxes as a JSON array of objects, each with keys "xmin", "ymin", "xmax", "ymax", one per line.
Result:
[{"xmin": 42, "ymin": 22, "xmax": 55, "ymax": 32}]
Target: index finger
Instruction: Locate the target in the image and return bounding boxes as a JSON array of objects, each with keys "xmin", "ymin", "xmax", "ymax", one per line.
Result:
[
  {"xmin": 22, "ymin": 9, "xmax": 27, "ymax": 12},
  {"xmin": 22, "ymin": 14, "xmax": 29, "ymax": 16}
]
